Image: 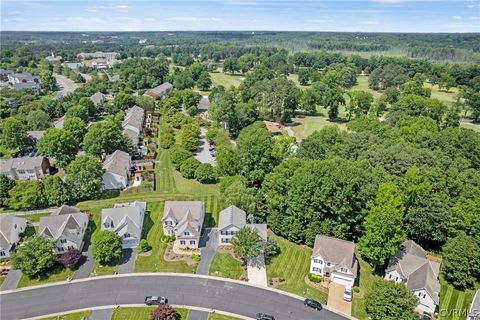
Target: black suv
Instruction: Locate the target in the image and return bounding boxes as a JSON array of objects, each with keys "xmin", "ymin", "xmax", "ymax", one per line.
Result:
[
  {"xmin": 256, "ymin": 313, "xmax": 275, "ymax": 320},
  {"xmin": 304, "ymin": 298, "xmax": 323, "ymax": 311}
]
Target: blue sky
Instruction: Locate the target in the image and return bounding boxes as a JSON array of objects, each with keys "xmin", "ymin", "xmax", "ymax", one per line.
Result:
[{"xmin": 1, "ymin": 0, "xmax": 479, "ymax": 32}]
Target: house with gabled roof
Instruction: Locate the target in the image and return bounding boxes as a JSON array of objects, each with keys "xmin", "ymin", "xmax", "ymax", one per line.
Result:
[
  {"xmin": 38, "ymin": 205, "xmax": 89, "ymax": 254},
  {"xmin": 90, "ymin": 92, "xmax": 105, "ymax": 106},
  {"xmin": 102, "ymin": 150, "xmax": 132, "ymax": 190},
  {"xmin": 162, "ymin": 201, "xmax": 204, "ymax": 249},
  {"xmin": 101, "ymin": 201, "xmax": 146, "ymax": 249},
  {"xmin": 122, "ymin": 105, "xmax": 144, "ymax": 147},
  {"xmin": 385, "ymin": 240, "xmax": 440, "ymax": 315},
  {"xmin": 145, "ymin": 82, "xmax": 173, "ymax": 100},
  {"xmin": 310, "ymin": 235, "xmax": 358, "ymax": 287},
  {"xmin": 0, "ymin": 214, "xmax": 27, "ymax": 258},
  {"xmin": 218, "ymin": 205, "xmax": 267, "ymax": 246}
]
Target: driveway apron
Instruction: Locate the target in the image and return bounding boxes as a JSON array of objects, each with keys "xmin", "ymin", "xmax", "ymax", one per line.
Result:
[{"xmin": 196, "ymin": 228, "xmax": 218, "ymax": 275}]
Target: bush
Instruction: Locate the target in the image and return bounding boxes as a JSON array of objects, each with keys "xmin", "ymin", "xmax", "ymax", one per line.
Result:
[
  {"xmin": 161, "ymin": 235, "xmax": 176, "ymax": 243},
  {"xmin": 138, "ymin": 239, "xmax": 151, "ymax": 253},
  {"xmin": 169, "ymin": 147, "xmax": 191, "ymax": 170},
  {"xmin": 58, "ymin": 248, "xmax": 82, "ymax": 268},
  {"xmin": 191, "ymin": 254, "xmax": 201, "ymax": 262},
  {"xmin": 150, "ymin": 304, "xmax": 176, "ymax": 320},
  {"xmin": 308, "ymin": 273, "xmax": 322, "ymax": 283},
  {"xmin": 180, "ymin": 157, "xmax": 201, "ymax": 179},
  {"xmin": 354, "ymin": 286, "xmax": 360, "ymax": 293},
  {"xmin": 179, "ymin": 123, "xmax": 200, "ymax": 152},
  {"xmin": 194, "ymin": 163, "xmax": 217, "ymax": 183}
]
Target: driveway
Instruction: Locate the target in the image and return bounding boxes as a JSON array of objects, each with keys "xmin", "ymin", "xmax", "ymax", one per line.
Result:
[
  {"xmin": 0, "ymin": 274, "xmax": 353, "ymax": 320},
  {"xmin": 118, "ymin": 249, "xmax": 136, "ymax": 274},
  {"xmin": 187, "ymin": 309, "xmax": 209, "ymax": 320},
  {"xmin": 0, "ymin": 269, "xmax": 22, "ymax": 291},
  {"xmin": 247, "ymin": 255, "xmax": 268, "ymax": 287},
  {"xmin": 194, "ymin": 128, "xmax": 216, "ymax": 166},
  {"xmin": 327, "ymin": 282, "xmax": 352, "ymax": 316},
  {"xmin": 73, "ymin": 241, "xmax": 94, "ymax": 279},
  {"xmin": 197, "ymin": 228, "xmax": 218, "ymax": 275},
  {"xmin": 88, "ymin": 308, "xmax": 112, "ymax": 320},
  {"xmin": 54, "ymin": 74, "xmax": 77, "ymax": 98}
]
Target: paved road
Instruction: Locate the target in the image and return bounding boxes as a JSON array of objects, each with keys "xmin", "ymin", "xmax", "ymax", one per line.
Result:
[
  {"xmin": 0, "ymin": 275, "xmax": 352, "ymax": 320},
  {"xmin": 54, "ymin": 74, "xmax": 78, "ymax": 97},
  {"xmin": 197, "ymin": 228, "xmax": 219, "ymax": 275}
]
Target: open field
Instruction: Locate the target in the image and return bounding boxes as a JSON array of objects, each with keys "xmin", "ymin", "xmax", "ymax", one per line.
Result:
[
  {"xmin": 266, "ymin": 233, "xmax": 328, "ymax": 304},
  {"xmin": 111, "ymin": 307, "xmax": 188, "ymax": 320},
  {"xmin": 210, "ymin": 72, "xmax": 244, "ymax": 88},
  {"xmin": 208, "ymin": 252, "xmax": 243, "ymax": 280},
  {"xmin": 291, "ymin": 116, "xmax": 348, "ymax": 139}
]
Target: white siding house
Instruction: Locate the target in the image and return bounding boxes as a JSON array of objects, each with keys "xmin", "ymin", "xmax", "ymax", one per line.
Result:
[
  {"xmin": 0, "ymin": 214, "xmax": 27, "ymax": 258},
  {"xmin": 218, "ymin": 205, "xmax": 267, "ymax": 246},
  {"xmin": 162, "ymin": 201, "xmax": 204, "ymax": 249},
  {"xmin": 102, "ymin": 150, "xmax": 132, "ymax": 190}
]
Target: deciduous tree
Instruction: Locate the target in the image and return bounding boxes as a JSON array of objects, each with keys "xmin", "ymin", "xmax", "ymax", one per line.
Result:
[
  {"xmin": 92, "ymin": 231, "xmax": 122, "ymax": 265},
  {"xmin": 11, "ymin": 236, "xmax": 56, "ymax": 277}
]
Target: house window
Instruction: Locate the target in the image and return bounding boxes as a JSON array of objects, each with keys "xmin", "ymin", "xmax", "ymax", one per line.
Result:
[
  {"xmin": 314, "ymin": 259, "xmax": 323, "ymax": 264},
  {"xmin": 60, "ymin": 239, "xmax": 67, "ymax": 244},
  {"xmin": 418, "ymin": 292, "xmax": 422, "ymax": 297},
  {"xmin": 57, "ymin": 247, "xmax": 64, "ymax": 252},
  {"xmin": 389, "ymin": 274, "xmax": 392, "ymax": 279},
  {"xmin": 190, "ymin": 240, "xmax": 195, "ymax": 245},
  {"xmin": 184, "ymin": 231, "xmax": 190, "ymax": 236},
  {"xmin": 312, "ymin": 267, "xmax": 321, "ymax": 272},
  {"xmin": 14, "ymin": 224, "xmax": 17, "ymax": 229},
  {"xmin": 180, "ymin": 240, "xmax": 186, "ymax": 245},
  {"xmin": 423, "ymin": 294, "xmax": 426, "ymax": 299},
  {"xmin": 341, "ymin": 267, "xmax": 348, "ymax": 273},
  {"xmin": 165, "ymin": 221, "xmax": 172, "ymax": 226},
  {"xmin": 124, "ymin": 233, "xmax": 130, "ymax": 238},
  {"xmin": 0, "ymin": 251, "xmax": 5, "ymax": 257},
  {"xmin": 326, "ymin": 262, "xmax": 331, "ymax": 267}
]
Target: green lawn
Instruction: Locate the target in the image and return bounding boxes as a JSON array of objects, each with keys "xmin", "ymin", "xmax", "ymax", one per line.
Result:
[
  {"xmin": 17, "ymin": 264, "xmax": 75, "ymax": 288},
  {"xmin": 111, "ymin": 307, "xmax": 188, "ymax": 320},
  {"xmin": 266, "ymin": 233, "xmax": 328, "ymax": 304},
  {"xmin": 210, "ymin": 72, "xmax": 244, "ymax": 88},
  {"xmin": 208, "ymin": 314, "xmax": 242, "ymax": 320},
  {"xmin": 23, "ymin": 212, "xmax": 51, "ymax": 223},
  {"xmin": 287, "ymin": 74, "xmax": 310, "ymax": 89},
  {"xmin": 350, "ymin": 76, "xmax": 381, "ymax": 98},
  {"xmin": 38, "ymin": 311, "xmax": 92, "ymax": 320},
  {"xmin": 135, "ymin": 202, "xmax": 197, "ymax": 273},
  {"xmin": 439, "ymin": 277, "xmax": 478, "ymax": 320},
  {"xmin": 351, "ymin": 251, "xmax": 379, "ymax": 320},
  {"xmin": 208, "ymin": 252, "xmax": 243, "ymax": 280},
  {"xmin": 424, "ymin": 83, "xmax": 458, "ymax": 105},
  {"xmin": 460, "ymin": 120, "xmax": 480, "ymax": 133},
  {"xmin": 291, "ymin": 116, "xmax": 348, "ymax": 139},
  {"xmin": 0, "ymin": 276, "xmax": 5, "ymax": 287}
]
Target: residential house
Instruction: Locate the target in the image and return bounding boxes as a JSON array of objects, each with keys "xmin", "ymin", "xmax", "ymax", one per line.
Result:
[
  {"xmin": 385, "ymin": 240, "xmax": 441, "ymax": 315},
  {"xmin": 101, "ymin": 201, "xmax": 146, "ymax": 249},
  {"xmin": 218, "ymin": 205, "xmax": 267, "ymax": 246},
  {"xmin": 469, "ymin": 290, "xmax": 480, "ymax": 320},
  {"xmin": 90, "ymin": 92, "xmax": 105, "ymax": 106},
  {"xmin": 263, "ymin": 120, "xmax": 282, "ymax": 136},
  {"xmin": 5, "ymin": 72, "xmax": 41, "ymax": 95},
  {"xmin": 310, "ymin": 235, "xmax": 358, "ymax": 287},
  {"xmin": 0, "ymin": 214, "xmax": 27, "ymax": 258},
  {"xmin": 162, "ymin": 201, "xmax": 204, "ymax": 249},
  {"xmin": 0, "ymin": 156, "xmax": 50, "ymax": 180},
  {"xmin": 27, "ymin": 130, "xmax": 46, "ymax": 148},
  {"xmin": 145, "ymin": 82, "xmax": 173, "ymax": 100},
  {"xmin": 102, "ymin": 150, "xmax": 132, "ymax": 190},
  {"xmin": 38, "ymin": 205, "xmax": 89, "ymax": 254},
  {"xmin": 122, "ymin": 105, "xmax": 145, "ymax": 147},
  {"xmin": 46, "ymin": 52, "xmax": 62, "ymax": 62}
]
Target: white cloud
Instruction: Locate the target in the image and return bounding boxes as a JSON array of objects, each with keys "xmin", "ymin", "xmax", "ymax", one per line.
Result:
[
  {"xmin": 85, "ymin": 5, "xmax": 130, "ymax": 13},
  {"xmin": 3, "ymin": 17, "xmax": 27, "ymax": 22},
  {"xmin": 166, "ymin": 16, "xmax": 222, "ymax": 22},
  {"xmin": 453, "ymin": 15, "xmax": 463, "ymax": 20},
  {"xmin": 371, "ymin": 0, "xmax": 411, "ymax": 3},
  {"xmin": 471, "ymin": 16, "xmax": 480, "ymax": 19},
  {"xmin": 86, "ymin": 5, "xmax": 106, "ymax": 12}
]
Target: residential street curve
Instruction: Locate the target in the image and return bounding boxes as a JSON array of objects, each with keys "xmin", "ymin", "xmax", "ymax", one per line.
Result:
[{"xmin": 0, "ymin": 274, "xmax": 353, "ymax": 320}]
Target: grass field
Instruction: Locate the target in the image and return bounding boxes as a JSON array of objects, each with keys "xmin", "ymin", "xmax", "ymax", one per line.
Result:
[
  {"xmin": 17, "ymin": 264, "xmax": 75, "ymax": 288},
  {"xmin": 351, "ymin": 252, "xmax": 379, "ymax": 320},
  {"xmin": 439, "ymin": 277, "xmax": 478, "ymax": 320},
  {"xmin": 350, "ymin": 76, "xmax": 382, "ymax": 98},
  {"xmin": 135, "ymin": 202, "xmax": 197, "ymax": 273},
  {"xmin": 111, "ymin": 307, "xmax": 188, "ymax": 320},
  {"xmin": 38, "ymin": 311, "xmax": 92, "ymax": 320},
  {"xmin": 208, "ymin": 252, "xmax": 243, "ymax": 280},
  {"xmin": 291, "ymin": 116, "xmax": 348, "ymax": 139},
  {"xmin": 266, "ymin": 233, "xmax": 328, "ymax": 304},
  {"xmin": 22, "ymin": 212, "xmax": 51, "ymax": 223},
  {"xmin": 210, "ymin": 72, "xmax": 244, "ymax": 88},
  {"xmin": 208, "ymin": 314, "xmax": 242, "ymax": 320}
]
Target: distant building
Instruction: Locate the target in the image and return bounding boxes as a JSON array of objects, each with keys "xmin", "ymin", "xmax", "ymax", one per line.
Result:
[
  {"xmin": 77, "ymin": 51, "xmax": 119, "ymax": 61},
  {"xmin": 263, "ymin": 120, "xmax": 282, "ymax": 136},
  {"xmin": 102, "ymin": 150, "xmax": 132, "ymax": 190},
  {"xmin": 101, "ymin": 201, "xmax": 146, "ymax": 249},
  {"xmin": 1, "ymin": 72, "xmax": 42, "ymax": 95},
  {"xmin": 90, "ymin": 92, "xmax": 105, "ymax": 106},
  {"xmin": 64, "ymin": 62, "xmax": 83, "ymax": 70},
  {"xmin": 122, "ymin": 106, "xmax": 144, "ymax": 147},
  {"xmin": 38, "ymin": 205, "xmax": 89, "ymax": 254},
  {"xmin": 46, "ymin": 52, "xmax": 62, "ymax": 62},
  {"xmin": 162, "ymin": 201, "xmax": 204, "ymax": 249},
  {"xmin": 0, "ymin": 214, "xmax": 27, "ymax": 258},
  {"xmin": 145, "ymin": 82, "xmax": 173, "ymax": 100},
  {"xmin": 0, "ymin": 156, "xmax": 50, "ymax": 180}
]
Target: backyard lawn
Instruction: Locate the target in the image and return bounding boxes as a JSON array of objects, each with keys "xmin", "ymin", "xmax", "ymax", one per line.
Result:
[
  {"xmin": 266, "ymin": 233, "xmax": 328, "ymax": 304},
  {"xmin": 111, "ymin": 307, "xmax": 188, "ymax": 320},
  {"xmin": 439, "ymin": 277, "xmax": 478, "ymax": 320},
  {"xmin": 208, "ymin": 252, "xmax": 243, "ymax": 280},
  {"xmin": 17, "ymin": 264, "xmax": 75, "ymax": 288},
  {"xmin": 291, "ymin": 116, "xmax": 348, "ymax": 139},
  {"xmin": 38, "ymin": 311, "xmax": 92, "ymax": 320},
  {"xmin": 351, "ymin": 251, "xmax": 378, "ymax": 320}
]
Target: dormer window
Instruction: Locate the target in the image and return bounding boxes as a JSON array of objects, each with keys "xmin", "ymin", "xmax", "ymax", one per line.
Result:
[
  {"xmin": 341, "ymin": 267, "xmax": 348, "ymax": 273},
  {"xmin": 184, "ymin": 231, "xmax": 190, "ymax": 236},
  {"xmin": 124, "ymin": 233, "xmax": 130, "ymax": 238},
  {"xmin": 326, "ymin": 262, "xmax": 331, "ymax": 267}
]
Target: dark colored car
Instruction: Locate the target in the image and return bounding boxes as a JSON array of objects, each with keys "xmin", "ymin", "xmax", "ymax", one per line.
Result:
[
  {"xmin": 420, "ymin": 314, "xmax": 432, "ymax": 320},
  {"xmin": 144, "ymin": 296, "xmax": 167, "ymax": 306},
  {"xmin": 256, "ymin": 313, "xmax": 275, "ymax": 320},
  {"xmin": 304, "ymin": 298, "xmax": 323, "ymax": 311}
]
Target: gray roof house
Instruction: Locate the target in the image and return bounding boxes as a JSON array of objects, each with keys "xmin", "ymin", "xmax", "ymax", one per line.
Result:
[
  {"xmin": 0, "ymin": 214, "xmax": 27, "ymax": 258},
  {"xmin": 38, "ymin": 205, "xmax": 89, "ymax": 254},
  {"xmin": 310, "ymin": 235, "xmax": 358, "ymax": 287},
  {"xmin": 122, "ymin": 106, "xmax": 144, "ymax": 146},
  {"xmin": 101, "ymin": 201, "xmax": 146, "ymax": 249},
  {"xmin": 90, "ymin": 92, "xmax": 105, "ymax": 106},
  {"xmin": 218, "ymin": 205, "xmax": 267, "ymax": 246},
  {"xmin": 145, "ymin": 82, "xmax": 173, "ymax": 99},
  {"xmin": 102, "ymin": 150, "xmax": 132, "ymax": 190},
  {"xmin": 385, "ymin": 240, "xmax": 441, "ymax": 315},
  {"xmin": 162, "ymin": 201, "xmax": 204, "ymax": 249},
  {"xmin": 0, "ymin": 156, "xmax": 50, "ymax": 180},
  {"xmin": 469, "ymin": 290, "xmax": 480, "ymax": 320}
]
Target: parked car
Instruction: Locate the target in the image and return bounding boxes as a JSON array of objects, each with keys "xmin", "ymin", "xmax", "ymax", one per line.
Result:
[
  {"xmin": 343, "ymin": 286, "xmax": 353, "ymax": 302},
  {"xmin": 144, "ymin": 296, "xmax": 167, "ymax": 306},
  {"xmin": 256, "ymin": 313, "xmax": 275, "ymax": 320},
  {"xmin": 304, "ymin": 298, "xmax": 323, "ymax": 310},
  {"xmin": 419, "ymin": 314, "xmax": 432, "ymax": 320}
]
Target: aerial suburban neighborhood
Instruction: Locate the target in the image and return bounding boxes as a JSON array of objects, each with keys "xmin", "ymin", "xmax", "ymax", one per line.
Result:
[{"xmin": 0, "ymin": 1, "xmax": 480, "ymax": 320}]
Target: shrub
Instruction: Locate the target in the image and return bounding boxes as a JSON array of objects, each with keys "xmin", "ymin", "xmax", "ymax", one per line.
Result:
[
  {"xmin": 58, "ymin": 248, "xmax": 82, "ymax": 268},
  {"xmin": 307, "ymin": 273, "xmax": 322, "ymax": 283},
  {"xmin": 191, "ymin": 254, "xmax": 201, "ymax": 262},
  {"xmin": 180, "ymin": 157, "xmax": 201, "ymax": 179},
  {"xmin": 161, "ymin": 235, "xmax": 176, "ymax": 243},
  {"xmin": 159, "ymin": 125, "xmax": 175, "ymax": 149},
  {"xmin": 169, "ymin": 147, "xmax": 191, "ymax": 170},
  {"xmin": 138, "ymin": 239, "xmax": 151, "ymax": 253},
  {"xmin": 194, "ymin": 163, "xmax": 217, "ymax": 183},
  {"xmin": 150, "ymin": 304, "xmax": 176, "ymax": 320},
  {"xmin": 354, "ymin": 286, "xmax": 360, "ymax": 293}
]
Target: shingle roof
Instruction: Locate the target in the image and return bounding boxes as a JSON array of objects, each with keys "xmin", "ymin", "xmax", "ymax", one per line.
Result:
[
  {"xmin": 147, "ymin": 82, "xmax": 173, "ymax": 97},
  {"xmin": 39, "ymin": 210, "xmax": 88, "ymax": 244},
  {"xmin": 197, "ymin": 96, "xmax": 210, "ymax": 111},
  {"xmin": 312, "ymin": 235, "xmax": 358, "ymax": 275},
  {"xmin": 52, "ymin": 205, "xmax": 82, "ymax": 216},
  {"xmin": 101, "ymin": 201, "xmax": 146, "ymax": 239},
  {"xmin": 0, "ymin": 214, "xmax": 26, "ymax": 250},
  {"xmin": 0, "ymin": 156, "xmax": 46, "ymax": 173},
  {"xmin": 103, "ymin": 150, "xmax": 131, "ymax": 177},
  {"xmin": 27, "ymin": 130, "xmax": 46, "ymax": 141},
  {"xmin": 90, "ymin": 92, "xmax": 105, "ymax": 105},
  {"xmin": 162, "ymin": 201, "xmax": 204, "ymax": 237},
  {"xmin": 247, "ymin": 223, "xmax": 267, "ymax": 242},
  {"xmin": 218, "ymin": 205, "xmax": 247, "ymax": 230}
]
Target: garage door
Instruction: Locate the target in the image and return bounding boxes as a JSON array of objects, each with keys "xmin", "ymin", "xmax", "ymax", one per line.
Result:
[{"xmin": 331, "ymin": 274, "xmax": 353, "ymax": 286}]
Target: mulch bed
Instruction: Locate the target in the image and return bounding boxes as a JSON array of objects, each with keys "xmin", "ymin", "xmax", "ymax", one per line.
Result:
[{"xmin": 163, "ymin": 243, "xmax": 197, "ymax": 265}]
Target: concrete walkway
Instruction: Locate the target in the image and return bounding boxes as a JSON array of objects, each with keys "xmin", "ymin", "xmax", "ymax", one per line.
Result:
[
  {"xmin": 118, "ymin": 249, "xmax": 137, "ymax": 274},
  {"xmin": 247, "ymin": 255, "xmax": 268, "ymax": 287},
  {"xmin": 88, "ymin": 308, "xmax": 113, "ymax": 320},
  {"xmin": 0, "ymin": 269, "xmax": 22, "ymax": 291},
  {"xmin": 74, "ymin": 241, "xmax": 94, "ymax": 279},
  {"xmin": 187, "ymin": 309, "xmax": 209, "ymax": 320},
  {"xmin": 196, "ymin": 228, "xmax": 218, "ymax": 275}
]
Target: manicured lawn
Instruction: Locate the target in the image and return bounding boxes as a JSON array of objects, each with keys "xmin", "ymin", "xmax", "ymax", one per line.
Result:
[
  {"xmin": 91, "ymin": 259, "xmax": 119, "ymax": 277},
  {"xmin": 135, "ymin": 202, "xmax": 197, "ymax": 273},
  {"xmin": 439, "ymin": 277, "xmax": 478, "ymax": 320},
  {"xmin": 208, "ymin": 314, "xmax": 242, "ymax": 320},
  {"xmin": 208, "ymin": 252, "xmax": 243, "ymax": 280},
  {"xmin": 287, "ymin": 74, "xmax": 310, "ymax": 89},
  {"xmin": 111, "ymin": 306, "xmax": 188, "ymax": 320},
  {"xmin": 38, "ymin": 311, "xmax": 92, "ymax": 320},
  {"xmin": 23, "ymin": 212, "xmax": 51, "ymax": 223},
  {"xmin": 0, "ymin": 276, "xmax": 5, "ymax": 287},
  {"xmin": 291, "ymin": 116, "xmax": 348, "ymax": 139},
  {"xmin": 350, "ymin": 76, "xmax": 381, "ymax": 98},
  {"xmin": 210, "ymin": 71, "xmax": 244, "ymax": 88},
  {"xmin": 424, "ymin": 82, "xmax": 458, "ymax": 105},
  {"xmin": 351, "ymin": 251, "xmax": 379, "ymax": 320},
  {"xmin": 17, "ymin": 264, "xmax": 75, "ymax": 288},
  {"xmin": 460, "ymin": 120, "xmax": 480, "ymax": 133},
  {"xmin": 266, "ymin": 233, "xmax": 328, "ymax": 304}
]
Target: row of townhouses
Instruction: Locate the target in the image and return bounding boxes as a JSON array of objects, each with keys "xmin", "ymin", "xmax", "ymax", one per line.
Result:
[{"xmin": 0, "ymin": 69, "xmax": 41, "ymax": 95}]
